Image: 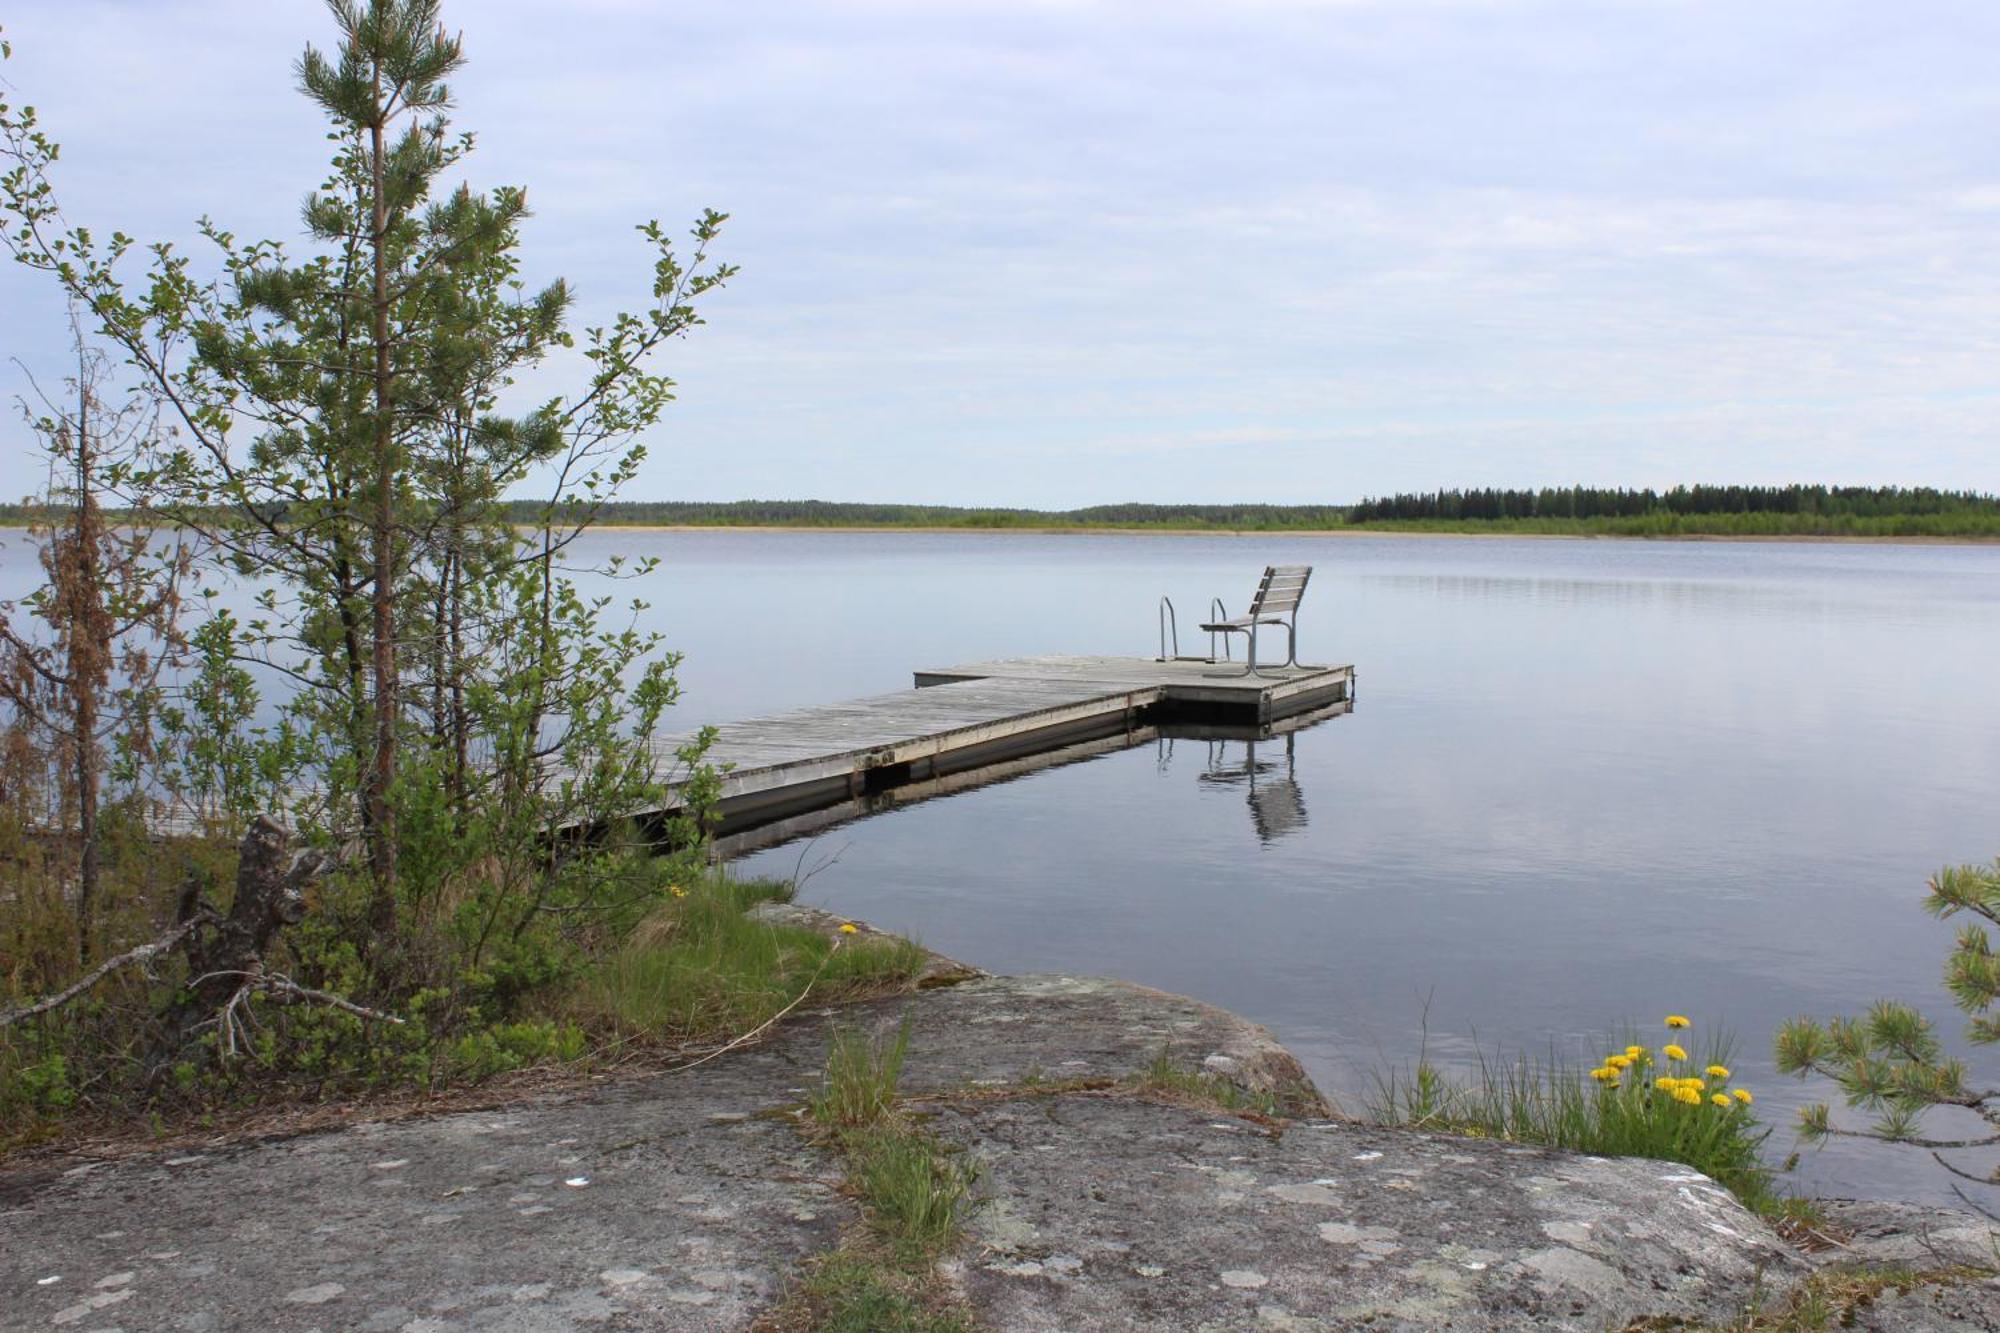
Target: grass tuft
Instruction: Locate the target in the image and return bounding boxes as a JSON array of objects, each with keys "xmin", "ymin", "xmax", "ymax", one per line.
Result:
[
  {"xmin": 810, "ymin": 1018, "xmax": 913, "ymax": 1128},
  {"xmin": 845, "ymin": 1125, "xmax": 978, "ymax": 1259},
  {"xmin": 758, "ymin": 1252, "xmax": 978, "ymax": 1333},
  {"xmin": 567, "ymin": 877, "xmax": 925, "ymax": 1047},
  {"xmin": 1131, "ymin": 1052, "xmax": 1281, "ymax": 1116},
  {"xmin": 1370, "ymin": 1026, "xmax": 1779, "ymax": 1211}
]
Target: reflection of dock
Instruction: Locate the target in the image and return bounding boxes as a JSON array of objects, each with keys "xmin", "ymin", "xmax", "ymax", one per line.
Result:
[
  {"xmin": 1189, "ymin": 732, "xmax": 1310, "ymax": 843},
  {"xmin": 650, "ymin": 655, "xmax": 1353, "ymax": 852}
]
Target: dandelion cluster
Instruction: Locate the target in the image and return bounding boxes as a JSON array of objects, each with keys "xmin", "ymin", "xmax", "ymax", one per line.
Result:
[{"xmin": 1591, "ymin": 1015, "xmax": 1754, "ymax": 1113}]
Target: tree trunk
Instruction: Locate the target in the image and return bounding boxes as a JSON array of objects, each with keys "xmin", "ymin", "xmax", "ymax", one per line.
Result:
[
  {"xmin": 365, "ymin": 84, "xmax": 399, "ymax": 938},
  {"xmin": 72, "ymin": 382, "xmax": 103, "ymax": 968},
  {"xmin": 171, "ymin": 814, "xmax": 318, "ymax": 1039}
]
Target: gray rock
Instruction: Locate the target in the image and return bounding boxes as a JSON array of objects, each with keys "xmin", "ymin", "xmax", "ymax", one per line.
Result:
[
  {"xmin": 1816, "ymin": 1198, "xmax": 2000, "ymax": 1271},
  {"xmin": 789, "ymin": 973, "xmax": 1330, "ymax": 1115},
  {"xmin": 937, "ymin": 1096, "xmax": 1805, "ymax": 1331},
  {"xmin": 0, "ymin": 973, "xmax": 1876, "ymax": 1332},
  {"xmin": 0, "ymin": 1063, "xmax": 845, "ymax": 1332}
]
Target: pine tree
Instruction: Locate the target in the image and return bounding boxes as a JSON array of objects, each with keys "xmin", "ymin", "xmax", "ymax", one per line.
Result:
[{"xmin": 2, "ymin": 1, "xmax": 733, "ymax": 962}]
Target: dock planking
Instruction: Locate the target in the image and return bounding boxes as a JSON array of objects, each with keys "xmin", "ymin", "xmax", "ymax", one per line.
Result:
[{"xmin": 646, "ymin": 655, "xmax": 1354, "ymax": 844}]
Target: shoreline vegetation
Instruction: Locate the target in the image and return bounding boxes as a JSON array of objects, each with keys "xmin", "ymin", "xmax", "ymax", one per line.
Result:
[
  {"xmin": 5, "ymin": 486, "xmax": 1999, "ymax": 540},
  {"xmin": 510, "ymin": 487, "xmax": 2000, "ymax": 539}
]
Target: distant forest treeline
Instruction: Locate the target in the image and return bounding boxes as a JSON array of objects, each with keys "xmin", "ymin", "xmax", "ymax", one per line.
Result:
[
  {"xmin": 2, "ymin": 486, "xmax": 1996, "ymax": 537},
  {"xmin": 485, "ymin": 488, "xmax": 2000, "ymax": 536},
  {"xmin": 1346, "ymin": 484, "xmax": 2000, "ymax": 522}
]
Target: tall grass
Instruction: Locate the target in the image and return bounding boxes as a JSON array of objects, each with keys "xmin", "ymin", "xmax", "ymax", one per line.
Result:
[
  {"xmin": 811, "ymin": 1018, "xmax": 913, "ymax": 1128},
  {"xmin": 804, "ymin": 1017, "xmax": 979, "ymax": 1263},
  {"xmin": 1371, "ymin": 1024, "xmax": 1775, "ymax": 1209},
  {"xmin": 568, "ymin": 876, "xmax": 925, "ymax": 1045}
]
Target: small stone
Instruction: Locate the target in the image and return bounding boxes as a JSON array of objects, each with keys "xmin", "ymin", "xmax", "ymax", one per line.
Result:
[
  {"xmin": 1135, "ymin": 1265, "xmax": 1166, "ymax": 1278},
  {"xmin": 1221, "ymin": 1269, "xmax": 1269, "ymax": 1289},
  {"xmin": 599, "ymin": 1268, "xmax": 649, "ymax": 1287},
  {"xmin": 94, "ymin": 1272, "xmax": 135, "ymax": 1289},
  {"xmin": 564, "ymin": 1176, "xmax": 590, "ymax": 1188},
  {"xmin": 285, "ymin": 1282, "xmax": 345, "ymax": 1305},
  {"xmin": 370, "ymin": 1159, "xmax": 409, "ymax": 1170},
  {"xmin": 37, "ymin": 1275, "xmax": 62, "ymax": 1286},
  {"xmin": 517, "ymin": 1205, "xmax": 554, "ymax": 1217}
]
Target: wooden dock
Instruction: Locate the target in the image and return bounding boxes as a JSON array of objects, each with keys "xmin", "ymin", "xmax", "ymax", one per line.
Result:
[{"xmin": 653, "ymin": 655, "xmax": 1355, "ymax": 848}]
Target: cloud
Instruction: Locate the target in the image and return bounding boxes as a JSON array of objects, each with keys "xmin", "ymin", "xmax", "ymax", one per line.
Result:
[{"xmin": 3, "ymin": 0, "xmax": 1999, "ymax": 504}]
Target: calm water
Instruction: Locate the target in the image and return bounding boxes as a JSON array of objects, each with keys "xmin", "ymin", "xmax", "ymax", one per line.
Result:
[
  {"xmin": 7, "ymin": 527, "xmax": 1995, "ymax": 1201},
  {"xmin": 640, "ymin": 529, "xmax": 1999, "ymax": 1204}
]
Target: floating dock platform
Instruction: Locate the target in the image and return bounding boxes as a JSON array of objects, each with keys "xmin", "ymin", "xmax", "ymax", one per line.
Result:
[{"xmin": 652, "ymin": 655, "xmax": 1354, "ymax": 853}]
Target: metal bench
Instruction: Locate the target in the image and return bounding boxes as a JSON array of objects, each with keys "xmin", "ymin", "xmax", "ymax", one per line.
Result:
[{"xmin": 1200, "ymin": 564, "xmax": 1312, "ymax": 678}]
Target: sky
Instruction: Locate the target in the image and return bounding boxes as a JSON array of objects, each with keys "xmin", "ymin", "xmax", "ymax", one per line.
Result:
[{"xmin": 2, "ymin": 0, "xmax": 1999, "ymax": 507}]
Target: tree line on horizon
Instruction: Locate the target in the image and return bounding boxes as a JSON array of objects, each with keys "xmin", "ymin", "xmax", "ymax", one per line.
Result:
[
  {"xmin": 1344, "ymin": 484, "xmax": 2000, "ymax": 523},
  {"xmin": 4, "ymin": 485, "xmax": 1994, "ymax": 533}
]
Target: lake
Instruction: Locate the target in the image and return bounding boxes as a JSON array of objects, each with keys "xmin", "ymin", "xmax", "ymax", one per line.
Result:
[
  {"xmin": 7, "ymin": 525, "xmax": 1995, "ymax": 1202},
  {"xmin": 620, "ymin": 528, "xmax": 2000, "ymax": 1205}
]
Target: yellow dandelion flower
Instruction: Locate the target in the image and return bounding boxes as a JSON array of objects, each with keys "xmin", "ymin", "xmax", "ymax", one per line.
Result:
[
  {"xmin": 668, "ymin": 884, "xmax": 686, "ymax": 898},
  {"xmin": 1711, "ymin": 1093, "xmax": 1732, "ymax": 1108},
  {"xmin": 1655, "ymin": 1076, "xmax": 1676, "ymax": 1091},
  {"xmin": 1733, "ymin": 1088, "xmax": 1753, "ymax": 1105},
  {"xmin": 1607, "ymin": 1055, "xmax": 1632, "ymax": 1070},
  {"xmin": 1673, "ymin": 1086, "xmax": 1702, "ymax": 1106},
  {"xmin": 1665, "ymin": 1015, "xmax": 1691, "ymax": 1029},
  {"xmin": 1706, "ymin": 1064, "xmax": 1730, "ymax": 1079},
  {"xmin": 1663, "ymin": 1044, "xmax": 1688, "ymax": 1062},
  {"xmin": 838, "ymin": 923, "xmax": 859, "ymax": 935},
  {"xmin": 1625, "ymin": 1045, "xmax": 1644, "ymax": 1058}
]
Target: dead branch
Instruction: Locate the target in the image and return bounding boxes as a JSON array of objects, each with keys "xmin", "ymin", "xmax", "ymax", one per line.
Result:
[
  {"xmin": 0, "ymin": 911, "xmax": 214, "ymax": 1028},
  {"xmin": 191, "ymin": 966, "xmax": 405, "ymax": 1061}
]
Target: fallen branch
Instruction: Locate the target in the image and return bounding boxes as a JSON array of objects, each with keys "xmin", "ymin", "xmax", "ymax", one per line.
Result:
[
  {"xmin": 190, "ymin": 966, "xmax": 405, "ymax": 1060},
  {"xmin": 0, "ymin": 911, "xmax": 214, "ymax": 1029}
]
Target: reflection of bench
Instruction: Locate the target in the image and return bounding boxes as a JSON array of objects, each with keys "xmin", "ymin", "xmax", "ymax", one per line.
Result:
[{"xmin": 1201, "ymin": 565, "xmax": 1311, "ymax": 677}]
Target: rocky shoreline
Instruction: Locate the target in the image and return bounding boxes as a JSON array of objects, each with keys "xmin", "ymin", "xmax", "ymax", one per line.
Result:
[{"xmin": 4, "ymin": 933, "xmax": 1998, "ymax": 1331}]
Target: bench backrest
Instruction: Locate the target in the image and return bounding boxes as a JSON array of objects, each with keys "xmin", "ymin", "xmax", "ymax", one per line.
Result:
[{"xmin": 1248, "ymin": 564, "xmax": 1312, "ymax": 617}]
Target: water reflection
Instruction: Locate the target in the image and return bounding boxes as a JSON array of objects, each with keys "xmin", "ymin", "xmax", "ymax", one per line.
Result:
[{"xmin": 1188, "ymin": 732, "xmax": 1310, "ymax": 844}]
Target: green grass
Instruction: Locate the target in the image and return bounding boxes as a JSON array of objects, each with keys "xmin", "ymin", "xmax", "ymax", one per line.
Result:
[
  {"xmin": 1370, "ymin": 1029, "xmax": 1779, "ymax": 1211},
  {"xmin": 803, "ymin": 1018, "xmax": 980, "ymax": 1263},
  {"xmin": 844, "ymin": 1125, "xmax": 979, "ymax": 1259},
  {"xmin": 567, "ymin": 877, "xmax": 926, "ymax": 1046},
  {"xmin": 766, "ymin": 1254, "xmax": 978, "ymax": 1333},
  {"xmin": 810, "ymin": 1018, "xmax": 913, "ymax": 1128},
  {"xmin": 1131, "ymin": 1052, "xmax": 1281, "ymax": 1116}
]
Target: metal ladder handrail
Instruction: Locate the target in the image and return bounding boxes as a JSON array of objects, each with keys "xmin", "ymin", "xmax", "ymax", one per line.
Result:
[{"xmin": 1159, "ymin": 594, "xmax": 1234, "ymax": 662}]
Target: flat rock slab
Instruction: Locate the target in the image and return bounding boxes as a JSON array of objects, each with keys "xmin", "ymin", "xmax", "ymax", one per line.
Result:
[
  {"xmin": 0, "ymin": 973, "xmax": 1869, "ymax": 1332},
  {"xmin": 0, "ymin": 1064, "xmax": 845, "ymax": 1331},
  {"xmin": 783, "ymin": 973, "xmax": 1329, "ymax": 1114},
  {"xmin": 940, "ymin": 1097, "xmax": 1806, "ymax": 1332}
]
